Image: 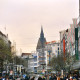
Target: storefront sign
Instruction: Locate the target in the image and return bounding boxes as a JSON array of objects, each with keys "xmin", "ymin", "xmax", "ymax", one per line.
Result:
[{"xmin": 75, "ymin": 28, "xmax": 79, "ymax": 60}]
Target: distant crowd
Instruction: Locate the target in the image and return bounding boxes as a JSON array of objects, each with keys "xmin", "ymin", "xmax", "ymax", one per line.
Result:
[
  {"xmin": 30, "ymin": 74, "xmax": 80, "ymax": 80},
  {"xmin": 0, "ymin": 73, "xmax": 80, "ymax": 80}
]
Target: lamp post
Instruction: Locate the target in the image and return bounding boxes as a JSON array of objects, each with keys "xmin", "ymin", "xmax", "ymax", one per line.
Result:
[
  {"xmin": 48, "ymin": 50, "xmax": 51, "ymax": 64},
  {"xmin": 47, "ymin": 43, "xmax": 52, "ymax": 65}
]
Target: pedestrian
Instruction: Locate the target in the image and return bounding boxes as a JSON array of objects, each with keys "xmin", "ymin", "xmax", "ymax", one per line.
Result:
[
  {"xmin": 0, "ymin": 76, "xmax": 2, "ymax": 80},
  {"xmin": 6, "ymin": 76, "xmax": 9, "ymax": 80},
  {"xmin": 57, "ymin": 75, "xmax": 60, "ymax": 80},
  {"xmin": 9, "ymin": 75, "xmax": 13, "ymax": 80},
  {"xmin": 46, "ymin": 74, "xmax": 49, "ymax": 80},
  {"xmin": 63, "ymin": 75, "xmax": 66, "ymax": 80},
  {"xmin": 74, "ymin": 74, "xmax": 78, "ymax": 80},
  {"xmin": 49, "ymin": 75, "xmax": 53, "ymax": 80},
  {"xmin": 2, "ymin": 76, "xmax": 6, "ymax": 80},
  {"xmin": 53, "ymin": 75, "xmax": 57, "ymax": 80},
  {"xmin": 16, "ymin": 76, "xmax": 20, "ymax": 80},
  {"xmin": 25, "ymin": 76, "xmax": 29, "ymax": 80},
  {"xmin": 78, "ymin": 76, "xmax": 80, "ymax": 80},
  {"xmin": 38, "ymin": 76, "xmax": 42, "ymax": 80},
  {"xmin": 69, "ymin": 75, "xmax": 73, "ymax": 80},
  {"xmin": 20, "ymin": 76, "xmax": 24, "ymax": 80},
  {"xmin": 65, "ymin": 75, "xmax": 69, "ymax": 80},
  {"xmin": 42, "ymin": 76, "xmax": 45, "ymax": 80}
]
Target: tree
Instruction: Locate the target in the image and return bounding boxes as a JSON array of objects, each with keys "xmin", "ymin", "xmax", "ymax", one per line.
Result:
[
  {"xmin": 0, "ymin": 38, "xmax": 12, "ymax": 72},
  {"xmin": 64, "ymin": 52, "xmax": 76, "ymax": 73},
  {"xmin": 50, "ymin": 54, "xmax": 65, "ymax": 72},
  {"xmin": 0, "ymin": 38, "xmax": 12, "ymax": 61},
  {"xmin": 49, "ymin": 52, "xmax": 76, "ymax": 74},
  {"xmin": 14, "ymin": 56, "xmax": 28, "ymax": 67}
]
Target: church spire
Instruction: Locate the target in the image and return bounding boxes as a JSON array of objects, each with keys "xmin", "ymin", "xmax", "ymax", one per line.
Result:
[
  {"xmin": 36, "ymin": 26, "xmax": 46, "ymax": 49},
  {"xmin": 40, "ymin": 25, "xmax": 44, "ymax": 38}
]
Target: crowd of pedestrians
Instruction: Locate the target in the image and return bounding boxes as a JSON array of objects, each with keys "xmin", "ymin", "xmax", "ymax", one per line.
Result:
[
  {"xmin": 47, "ymin": 74, "xmax": 80, "ymax": 80},
  {"xmin": 0, "ymin": 74, "xmax": 30, "ymax": 80},
  {"xmin": 29, "ymin": 73, "xmax": 80, "ymax": 80},
  {"xmin": 0, "ymin": 73, "xmax": 80, "ymax": 80}
]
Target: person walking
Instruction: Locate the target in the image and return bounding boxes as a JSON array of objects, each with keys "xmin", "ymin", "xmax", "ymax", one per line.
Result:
[
  {"xmin": 25, "ymin": 76, "xmax": 29, "ymax": 80},
  {"xmin": 57, "ymin": 75, "xmax": 60, "ymax": 80},
  {"xmin": 69, "ymin": 75, "xmax": 73, "ymax": 80},
  {"xmin": 53, "ymin": 75, "xmax": 57, "ymax": 80},
  {"xmin": 49, "ymin": 75, "xmax": 53, "ymax": 80},
  {"xmin": 38, "ymin": 76, "xmax": 42, "ymax": 80},
  {"xmin": 42, "ymin": 76, "xmax": 45, "ymax": 80}
]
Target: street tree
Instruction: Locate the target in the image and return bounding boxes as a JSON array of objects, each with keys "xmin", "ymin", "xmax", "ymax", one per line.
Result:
[
  {"xmin": 14, "ymin": 56, "xmax": 28, "ymax": 67},
  {"xmin": 49, "ymin": 52, "xmax": 76, "ymax": 74},
  {"xmin": 50, "ymin": 54, "xmax": 65, "ymax": 72},
  {"xmin": 65, "ymin": 52, "xmax": 76, "ymax": 73},
  {"xmin": 0, "ymin": 38, "xmax": 12, "ymax": 72}
]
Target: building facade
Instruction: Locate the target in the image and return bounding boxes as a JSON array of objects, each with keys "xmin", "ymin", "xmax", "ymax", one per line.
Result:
[
  {"xmin": 31, "ymin": 52, "xmax": 38, "ymax": 73},
  {"xmin": 36, "ymin": 27, "xmax": 47, "ymax": 73},
  {"xmin": 46, "ymin": 41, "xmax": 60, "ymax": 61},
  {"xmin": 59, "ymin": 18, "xmax": 80, "ymax": 74},
  {"xmin": 21, "ymin": 52, "xmax": 38, "ymax": 73},
  {"xmin": 21, "ymin": 53, "xmax": 33, "ymax": 73},
  {"xmin": 45, "ymin": 41, "xmax": 60, "ymax": 71},
  {"xmin": 59, "ymin": 19, "xmax": 77, "ymax": 56}
]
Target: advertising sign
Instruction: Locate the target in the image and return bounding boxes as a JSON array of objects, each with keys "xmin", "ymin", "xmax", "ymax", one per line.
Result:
[{"xmin": 75, "ymin": 28, "xmax": 79, "ymax": 60}]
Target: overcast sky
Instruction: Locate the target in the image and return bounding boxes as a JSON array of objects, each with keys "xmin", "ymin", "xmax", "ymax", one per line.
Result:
[{"xmin": 0, "ymin": 0, "xmax": 79, "ymax": 55}]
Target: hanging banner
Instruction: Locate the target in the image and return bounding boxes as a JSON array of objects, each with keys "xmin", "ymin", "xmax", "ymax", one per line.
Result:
[
  {"xmin": 63, "ymin": 39, "xmax": 65, "ymax": 60},
  {"xmin": 75, "ymin": 28, "xmax": 79, "ymax": 60},
  {"xmin": 63, "ymin": 39, "xmax": 65, "ymax": 54}
]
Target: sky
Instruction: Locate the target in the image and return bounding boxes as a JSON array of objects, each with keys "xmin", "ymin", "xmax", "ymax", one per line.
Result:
[{"xmin": 0, "ymin": 0, "xmax": 79, "ymax": 55}]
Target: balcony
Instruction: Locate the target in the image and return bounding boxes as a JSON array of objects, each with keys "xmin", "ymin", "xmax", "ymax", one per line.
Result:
[{"xmin": 38, "ymin": 60, "xmax": 46, "ymax": 65}]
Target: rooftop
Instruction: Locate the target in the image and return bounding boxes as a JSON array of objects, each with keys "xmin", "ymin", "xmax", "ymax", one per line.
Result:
[{"xmin": 21, "ymin": 53, "xmax": 32, "ymax": 57}]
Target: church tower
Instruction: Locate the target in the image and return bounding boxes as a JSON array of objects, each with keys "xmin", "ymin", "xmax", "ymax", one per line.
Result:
[
  {"xmin": 36, "ymin": 26, "xmax": 47, "ymax": 72},
  {"xmin": 36, "ymin": 26, "xmax": 46, "ymax": 50}
]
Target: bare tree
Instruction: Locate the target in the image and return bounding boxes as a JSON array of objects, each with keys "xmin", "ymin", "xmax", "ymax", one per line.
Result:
[{"xmin": 49, "ymin": 52, "xmax": 76, "ymax": 74}]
